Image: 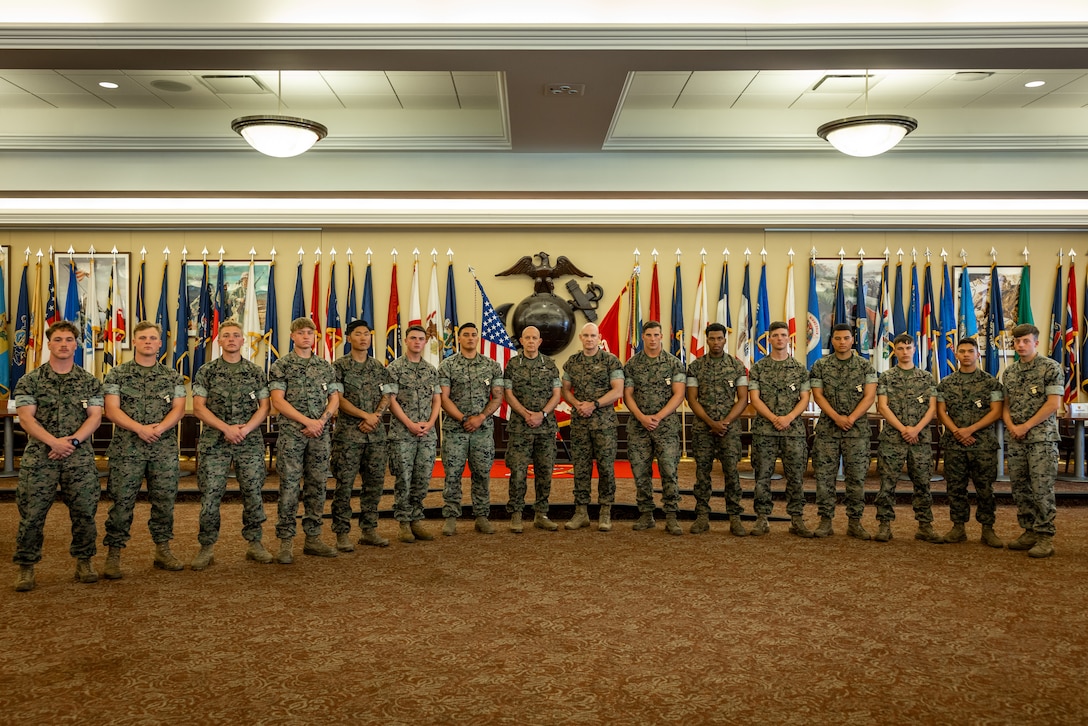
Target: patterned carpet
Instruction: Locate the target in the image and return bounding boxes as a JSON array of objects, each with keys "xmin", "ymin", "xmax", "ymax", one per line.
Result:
[{"xmin": 1, "ymin": 476, "xmax": 1087, "ymax": 725}]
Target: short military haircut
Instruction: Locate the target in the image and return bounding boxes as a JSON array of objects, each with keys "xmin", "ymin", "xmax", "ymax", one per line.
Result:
[
  {"xmin": 290, "ymin": 317, "xmax": 316, "ymax": 332},
  {"xmin": 459, "ymin": 322, "xmax": 478, "ymax": 332},
  {"xmin": 1012, "ymin": 323, "xmax": 1040, "ymax": 339},
  {"xmin": 957, "ymin": 337, "xmax": 979, "ymax": 351},
  {"xmin": 218, "ymin": 320, "xmax": 242, "ymax": 334},
  {"xmin": 345, "ymin": 319, "xmax": 371, "ymax": 336},
  {"xmin": 643, "ymin": 320, "xmax": 662, "ymax": 332},
  {"xmin": 705, "ymin": 322, "xmax": 727, "ymax": 335},
  {"xmin": 831, "ymin": 323, "xmax": 853, "ymax": 335},
  {"xmin": 405, "ymin": 324, "xmax": 427, "ymax": 337},
  {"xmin": 768, "ymin": 321, "xmax": 789, "ymax": 333},
  {"xmin": 133, "ymin": 320, "xmax": 162, "ymax": 337},
  {"xmin": 892, "ymin": 333, "xmax": 914, "ymax": 346},
  {"xmin": 46, "ymin": 320, "xmax": 80, "ymax": 340}
]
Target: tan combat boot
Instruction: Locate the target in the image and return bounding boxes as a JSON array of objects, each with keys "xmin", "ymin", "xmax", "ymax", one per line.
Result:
[
  {"xmin": 103, "ymin": 546, "xmax": 123, "ymax": 580},
  {"xmin": 246, "ymin": 540, "xmax": 274, "ymax": 563},
  {"xmin": 410, "ymin": 520, "xmax": 434, "ymax": 541},
  {"xmin": 474, "ymin": 517, "xmax": 495, "ymax": 535},
  {"xmin": 565, "ymin": 505, "xmax": 590, "ymax": 530},
  {"xmin": 915, "ymin": 522, "xmax": 943, "ymax": 544},
  {"xmin": 729, "ymin": 515, "xmax": 748, "ymax": 537},
  {"xmin": 813, "ymin": 517, "xmax": 834, "ymax": 538},
  {"xmin": 276, "ymin": 537, "xmax": 295, "ymax": 563},
  {"xmin": 789, "ymin": 516, "xmax": 814, "ymax": 538},
  {"xmin": 398, "ymin": 522, "xmax": 416, "ymax": 543},
  {"xmin": 664, "ymin": 513, "xmax": 682, "ymax": 536},
  {"xmin": 597, "ymin": 505, "xmax": 612, "ymax": 532},
  {"xmin": 303, "ymin": 535, "xmax": 339, "ymax": 557},
  {"xmin": 442, "ymin": 517, "xmax": 458, "ymax": 536},
  {"xmin": 980, "ymin": 526, "xmax": 1004, "ymax": 549},
  {"xmin": 1028, "ymin": 535, "xmax": 1054, "ymax": 559},
  {"xmin": 153, "ymin": 542, "xmax": 184, "ymax": 571},
  {"xmin": 1007, "ymin": 530, "xmax": 1037, "ymax": 551},
  {"xmin": 335, "ymin": 532, "xmax": 355, "ymax": 553},
  {"xmin": 509, "ymin": 512, "xmax": 523, "ymax": 534},
  {"xmin": 358, "ymin": 528, "xmax": 390, "ymax": 547},
  {"xmin": 943, "ymin": 523, "xmax": 967, "ymax": 544},
  {"xmin": 750, "ymin": 515, "xmax": 770, "ymax": 537},
  {"xmin": 534, "ymin": 512, "xmax": 559, "ymax": 531},
  {"xmin": 874, "ymin": 522, "xmax": 892, "ymax": 542},
  {"xmin": 632, "ymin": 512, "xmax": 656, "ymax": 531},
  {"xmin": 847, "ymin": 518, "xmax": 871, "ymax": 541},
  {"xmin": 190, "ymin": 544, "xmax": 215, "ymax": 570},
  {"xmin": 75, "ymin": 558, "xmax": 99, "ymax": 583},
  {"xmin": 14, "ymin": 565, "xmax": 35, "ymax": 592},
  {"xmin": 690, "ymin": 513, "xmax": 710, "ymax": 535}
]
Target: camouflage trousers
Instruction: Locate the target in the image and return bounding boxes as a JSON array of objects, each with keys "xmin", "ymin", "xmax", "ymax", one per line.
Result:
[
  {"xmin": 875, "ymin": 441, "xmax": 934, "ymax": 523},
  {"xmin": 629, "ymin": 424, "xmax": 681, "ymax": 514},
  {"xmin": 505, "ymin": 430, "xmax": 554, "ymax": 514},
  {"xmin": 13, "ymin": 449, "xmax": 100, "ymax": 565},
  {"xmin": 388, "ymin": 436, "xmax": 437, "ymax": 523},
  {"xmin": 1006, "ymin": 439, "xmax": 1058, "ymax": 536},
  {"xmin": 812, "ymin": 435, "xmax": 870, "ymax": 520},
  {"xmin": 196, "ymin": 438, "xmax": 267, "ymax": 546},
  {"xmin": 104, "ymin": 453, "xmax": 180, "ymax": 547},
  {"xmin": 752, "ymin": 434, "xmax": 809, "ymax": 517},
  {"xmin": 692, "ymin": 428, "xmax": 743, "ymax": 516},
  {"xmin": 570, "ymin": 425, "xmax": 617, "ymax": 506},
  {"xmin": 441, "ymin": 427, "xmax": 494, "ymax": 519},
  {"xmin": 275, "ymin": 428, "xmax": 331, "ymax": 539},
  {"xmin": 331, "ymin": 439, "xmax": 387, "ymax": 532},
  {"xmin": 943, "ymin": 446, "xmax": 999, "ymax": 526}
]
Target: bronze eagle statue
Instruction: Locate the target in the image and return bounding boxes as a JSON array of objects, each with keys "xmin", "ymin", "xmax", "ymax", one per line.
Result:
[{"xmin": 495, "ymin": 251, "xmax": 592, "ymax": 294}]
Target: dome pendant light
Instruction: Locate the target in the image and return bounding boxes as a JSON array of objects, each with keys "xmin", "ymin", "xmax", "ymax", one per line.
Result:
[
  {"xmin": 231, "ymin": 72, "xmax": 328, "ymax": 158},
  {"xmin": 817, "ymin": 71, "xmax": 917, "ymax": 157}
]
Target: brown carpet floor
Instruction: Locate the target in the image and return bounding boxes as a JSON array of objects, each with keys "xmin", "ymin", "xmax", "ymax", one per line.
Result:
[{"xmin": 1, "ymin": 468, "xmax": 1087, "ymax": 725}]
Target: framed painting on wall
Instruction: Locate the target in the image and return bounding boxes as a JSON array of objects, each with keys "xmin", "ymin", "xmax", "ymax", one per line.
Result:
[
  {"xmin": 958, "ymin": 265, "xmax": 1023, "ymax": 355},
  {"xmin": 182, "ymin": 260, "xmax": 271, "ymax": 333},
  {"xmin": 54, "ymin": 252, "xmax": 131, "ymax": 349}
]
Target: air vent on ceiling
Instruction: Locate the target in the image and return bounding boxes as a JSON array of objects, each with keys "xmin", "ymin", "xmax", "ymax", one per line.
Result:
[
  {"xmin": 811, "ymin": 74, "xmax": 872, "ymax": 93},
  {"xmin": 199, "ymin": 75, "xmax": 270, "ymax": 95}
]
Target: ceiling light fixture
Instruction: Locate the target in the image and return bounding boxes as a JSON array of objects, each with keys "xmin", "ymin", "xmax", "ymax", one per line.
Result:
[
  {"xmin": 98, "ymin": 81, "xmax": 119, "ymax": 89},
  {"xmin": 1024, "ymin": 80, "xmax": 1046, "ymax": 88},
  {"xmin": 230, "ymin": 71, "xmax": 328, "ymax": 158},
  {"xmin": 816, "ymin": 71, "xmax": 918, "ymax": 157}
]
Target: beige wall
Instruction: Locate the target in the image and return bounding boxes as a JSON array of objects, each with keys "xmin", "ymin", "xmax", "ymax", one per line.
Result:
[{"xmin": 0, "ymin": 226, "xmax": 1084, "ymax": 375}]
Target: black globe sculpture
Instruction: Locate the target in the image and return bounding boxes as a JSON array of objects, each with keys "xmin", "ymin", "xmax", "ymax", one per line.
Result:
[{"xmin": 510, "ymin": 293, "xmax": 575, "ymax": 355}]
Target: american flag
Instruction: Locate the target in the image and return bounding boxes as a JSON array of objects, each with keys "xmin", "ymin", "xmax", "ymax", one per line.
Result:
[{"xmin": 475, "ymin": 278, "xmax": 515, "ymax": 419}]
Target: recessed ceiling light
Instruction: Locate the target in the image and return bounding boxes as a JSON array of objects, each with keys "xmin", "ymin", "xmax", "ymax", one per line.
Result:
[
  {"xmin": 1024, "ymin": 80, "xmax": 1046, "ymax": 88},
  {"xmin": 98, "ymin": 81, "xmax": 119, "ymax": 89},
  {"xmin": 952, "ymin": 71, "xmax": 993, "ymax": 82}
]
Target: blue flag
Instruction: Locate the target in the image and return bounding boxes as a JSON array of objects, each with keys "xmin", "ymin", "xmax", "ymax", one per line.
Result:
[
  {"xmin": 264, "ymin": 260, "xmax": 280, "ymax": 371},
  {"xmin": 718, "ymin": 261, "xmax": 732, "ymax": 341},
  {"xmin": 325, "ymin": 262, "xmax": 342, "ymax": 359},
  {"xmin": 11, "ymin": 262, "xmax": 29, "ymax": 394},
  {"xmin": 344, "ymin": 260, "xmax": 357, "ymax": 355},
  {"xmin": 45, "ymin": 259, "xmax": 57, "ymax": 330},
  {"xmin": 174, "ymin": 263, "xmax": 190, "ymax": 381},
  {"xmin": 443, "ymin": 261, "xmax": 458, "ymax": 359},
  {"xmin": 939, "ymin": 261, "xmax": 956, "ymax": 377},
  {"xmin": 192, "ymin": 261, "xmax": 212, "ymax": 379},
  {"xmin": 754, "ymin": 261, "xmax": 770, "ymax": 362},
  {"xmin": 986, "ymin": 264, "xmax": 1006, "ymax": 375},
  {"xmin": 290, "ymin": 261, "xmax": 305, "ymax": 351},
  {"xmin": 1050, "ymin": 262, "xmax": 1064, "ymax": 363},
  {"xmin": 136, "ymin": 260, "xmax": 147, "ymax": 322},
  {"xmin": 63, "ymin": 260, "xmax": 82, "ymax": 367},
  {"xmin": 670, "ymin": 262, "xmax": 685, "ymax": 363},
  {"xmin": 854, "ymin": 260, "xmax": 870, "ymax": 359},
  {"xmin": 893, "ymin": 260, "xmax": 906, "ymax": 336},
  {"xmin": 827, "ymin": 262, "xmax": 846, "ymax": 348},
  {"xmin": 155, "ymin": 262, "xmax": 171, "ymax": 364},
  {"xmin": 960, "ymin": 265, "xmax": 978, "ymax": 340},
  {"xmin": 214, "ymin": 260, "xmax": 229, "ymax": 327},
  {"xmin": 362, "ymin": 261, "xmax": 375, "ymax": 358},
  {"xmin": 738, "ymin": 261, "xmax": 752, "ymax": 369},
  {"xmin": 907, "ymin": 262, "xmax": 921, "ymax": 366},
  {"xmin": 806, "ymin": 258, "xmax": 821, "ymax": 369}
]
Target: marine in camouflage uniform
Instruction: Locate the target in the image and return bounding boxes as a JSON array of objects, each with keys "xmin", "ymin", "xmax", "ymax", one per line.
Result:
[
  {"xmin": 12, "ymin": 321, "xmax": 104, "ymax": 591},
  {"xmin": 809, "ymin": 325, "xmax": 878, "ymax": 538},
  {"xmin": 268, "ymin": 318, "xmax": 341, "ymax": 561},
  {"xmin": 385, "ymin": 325, "xmax": 442, "ymax": 543},
  {"xmin": 331, "ymin": 320, "xmax": 392, "ymax": 549},
  {"xmin": 102, "ymin": 321, "xmax": 187, "ymax": 571},
  {"xmin": 561, "ymin": 322, "xmax": 625, "ymax": 531},
  {"xmin": 438, "ymin": 323, "xmax": 504, "ymax": 534},
  {"xmin": 874, "ymin": 336, "xmax": 940, "ymax": 543},
  {"xmin": 1002, "ymin": 324, "xmax": 1062, "ymax": 558},
  {"xmin": 747, "ymin": 321, "xmax": 812, "ymax": 537},
  {"xmin": 624, "ymin": 321, "xmax": 688, "ymax": 535},
  {"xmin": 503, "ymin": 327, "xmax": 562, "ymax": 532},
  {"xmin": 190, "ymin": 321, "xmax": 271, "ymax": 568},
  {"xmin": 686, "ymin": 322, "xmax": 748, "ymax": 535},
  {"xmin": 935, "ymin": 338, "xmax": 1005, "ymax": 546}
]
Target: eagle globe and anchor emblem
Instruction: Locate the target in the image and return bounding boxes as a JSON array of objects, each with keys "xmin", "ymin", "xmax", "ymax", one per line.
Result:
[{"xmin": 493, "ymin": 252, "xmax": 603, "ymax": 355}]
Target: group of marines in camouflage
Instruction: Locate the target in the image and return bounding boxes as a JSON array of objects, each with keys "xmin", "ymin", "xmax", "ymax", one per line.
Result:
[{"xmin": 11, "ymin": 310, "xmax": 1062, "ymax": 592}]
